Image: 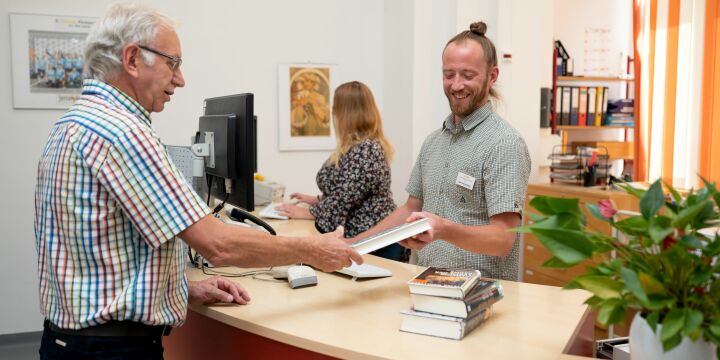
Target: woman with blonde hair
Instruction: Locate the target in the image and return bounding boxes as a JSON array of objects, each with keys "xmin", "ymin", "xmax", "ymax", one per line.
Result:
[{"xmin": 277, "ymin": 81, "xmax": 403, "ymax": 261}]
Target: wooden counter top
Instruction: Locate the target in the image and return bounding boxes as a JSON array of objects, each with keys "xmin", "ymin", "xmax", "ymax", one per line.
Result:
[{"xmin": 169, "ymin": 217, "xmax": 592, "ymax": 360}]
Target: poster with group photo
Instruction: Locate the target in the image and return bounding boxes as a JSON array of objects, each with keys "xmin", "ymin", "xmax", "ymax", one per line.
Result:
[{"xmin": 10, "ymin": 13, "xmax": 95, "ymax": 109}]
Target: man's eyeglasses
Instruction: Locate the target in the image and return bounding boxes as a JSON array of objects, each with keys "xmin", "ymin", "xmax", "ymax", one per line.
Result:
[{"xmin": 138, "ymin": 45, "xmax": 182, "ymax": 71}]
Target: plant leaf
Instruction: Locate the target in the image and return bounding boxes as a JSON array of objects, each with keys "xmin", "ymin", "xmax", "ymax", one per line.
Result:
[
  {"xmin": 673, "ymin": 200, "xmax": 712, "ymax": 229},
  {"xmin": 574, "ymin": 275, "xmax": 623, "ymax": 299},
  {"xmin": 527, "ymin": 212, "xmax": 544, "ymax": 222},
  {"xmin": 619, "ymin": 267, "xmax": 648, "ymax": 304},
  {"xmin": 646, "ymin": 311, "xmax": 660, "ymax": 333},
  {"xmin": 679, "ymin": 235, "xmax": 704, "ymax": 249},
  {"xmin": 541, "ymin": 256, "xmax": 573, "ymax": 268},
  {"xmin": 584, "ymin": 295, "xmax": 604, "ymax": 307},
  {"xmin": 709, "ymin": 320, "xmax": 720, "ymax": 338},
  {"xmin": 618, "ymin": 183, "xmax": 647, "ymax": 199},
  {"xmin": 664, "ymin": 181, "xmax": 684, "ymax": 205},
  {"xmin": 614, "ymin": 216, "xmax": 649, "ymax": 236},
  {"xmin": 699, "ymin": 175, "xmax": 720, "ymax": 209},
  {"xmin": 660, "ymin": 309, "xmax": 685, "ymax": 342},
  {"xmin": 645, "ymin": 294, "xmax": 674, "ymax": 311},
  {"xmin": 597, "ymin": 300, "xmax": 625, "ymax": 326},
  {"xmin": 529, "ymin": 213, "xmax": 585, "ymax": 231},
  {"xmin": 689, "ymin": 267, "xmax": 711, "ymax": 285},
  {"xmin": 662, "ymin": 333, "xmax": 683, "ymax": 352},
  {"xmin": 530, "ymin": 196, "xmax": 581, "ymax": 216},
  {"xmin": 638, "ymin": 272, "xmax": 666, "ymax": 295},
  {"xmin": 531, "ymin": 228, "xmax": 593, "ymax": 265},
  {"xmin": 648, "ymin": 216, "xmax": 673, "ymax": 244},
  {"xmin": 640, "ymin": 180, "xmax": 665, "ymax": 220},
  {"xmin": 683, "ymin": 309, "xmax": 703, "ymax": 336}
]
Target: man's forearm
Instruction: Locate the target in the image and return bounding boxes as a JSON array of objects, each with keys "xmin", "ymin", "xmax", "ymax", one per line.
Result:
[
  {"xmin": 438, "ymin": 222, "xmax": 516, "ymax": 257},
  {"xmin": 181, "ymin": 215, "xmax": 310, "ymax": 267},
  {"xmin": 435, "ymin": 212, "xmax": 520, "ymax": 257}
]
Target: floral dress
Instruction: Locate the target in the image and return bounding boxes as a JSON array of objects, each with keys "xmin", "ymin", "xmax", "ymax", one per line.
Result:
[{"xmin": 310, "ymin": 139, "xmax": 396, "ymax": 239}]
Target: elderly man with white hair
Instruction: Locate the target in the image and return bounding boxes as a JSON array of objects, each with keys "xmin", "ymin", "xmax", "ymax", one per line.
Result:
[{"xmin": 35, "ymin": 3, "xmax": 361, "ymax": 359}]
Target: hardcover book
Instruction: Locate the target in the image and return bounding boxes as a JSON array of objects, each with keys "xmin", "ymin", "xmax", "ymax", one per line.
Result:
[
  {"xmin": 407, "ymin": 267, "xmax": 481, "ymax": 299},
  {"xmin": 351, "ymin": 218, "xmax": 431, "ymax": 255},
  {"xmin": 411, "ymin": 279, "xmax": 504, "ymax": 318},
  {"xmin": 399, "ymin": 306, "xmax": 492, "ymax": 340}
]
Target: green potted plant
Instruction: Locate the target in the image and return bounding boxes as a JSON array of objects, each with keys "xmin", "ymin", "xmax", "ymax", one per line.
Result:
[{"xmin": 517, "ymin": 178, "xmax": 720, "ymax": 359}]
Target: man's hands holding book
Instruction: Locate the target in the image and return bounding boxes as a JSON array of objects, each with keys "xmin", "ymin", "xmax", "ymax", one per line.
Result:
[
  {"xmin": 304, "ymin": 226, "xmax": 363, "ymax": 272},
  {"xmin": 400, "ymin": 212, "xmax": 447, "ymax": 250}
]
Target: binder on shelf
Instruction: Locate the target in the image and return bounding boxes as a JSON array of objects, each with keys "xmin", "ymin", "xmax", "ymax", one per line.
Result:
[
  {"xmin": 561, "ymin": 87, "xmax": 571, "ymax": 125},
  {"xmin": 555, "ymin": 86, "xmax": 563, "ymax": 126},
  {"xmin": 570, "ymin": 87, "xmax": 579, "ymax": 125},
  {"xmin": 578, "ymin": 87, "xmax": 587, "ymax": 126},
  {"xmin": 594, "ymin": 87, "xmax": 603, "ymax": 126},
  {"xmin": 588, "ymin": 87, "xmax": 597, "ymax": 126},
  {"xmin": 601, "ymin": 86, "xmax": 609, "ymax": 125}
]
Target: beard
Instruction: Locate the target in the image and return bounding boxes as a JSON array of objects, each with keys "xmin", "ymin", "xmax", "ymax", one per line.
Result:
[{"xmin": 445, "ymin": 77, "xmax": 490, "ymax": 119}]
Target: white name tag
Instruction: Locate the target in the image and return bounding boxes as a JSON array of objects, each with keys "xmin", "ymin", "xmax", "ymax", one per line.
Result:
[{"xmin": 455, "ymin": 172, "xmax": 476, "ymax": 190}]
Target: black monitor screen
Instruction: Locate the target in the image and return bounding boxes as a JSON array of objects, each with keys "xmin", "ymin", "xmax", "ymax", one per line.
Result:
[{"xmin": 201, "ymin": 93, "xmax": 255, "ymax": 211}]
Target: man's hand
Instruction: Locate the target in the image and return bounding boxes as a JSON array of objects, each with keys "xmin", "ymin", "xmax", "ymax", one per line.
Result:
[
  {"xmin": 276, "ymin": 203, "xmax": 315, "ymax": 220},
  {"xmin": 399, "ymin": 212, "xmax": 447, "ymax": 250},
  {"xmin": 290, "ymin": 192, "xmax": 319, "ymax": 206},
  {"xmin": 188, "ymin": 276, "xmax": 251, "ymax": 305},
  {"xmin": 304, "ymin": 226, "xmax": 364, "ymax": 272}
]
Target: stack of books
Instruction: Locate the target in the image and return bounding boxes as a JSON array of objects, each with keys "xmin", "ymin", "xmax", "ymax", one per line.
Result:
[
  {"xmin": 399, "ymin": 267, "xmax": 504, "ymax": 340},
  {"xmin": 605, "ymin": 98, "xmax": 634, "ymax": 126}
]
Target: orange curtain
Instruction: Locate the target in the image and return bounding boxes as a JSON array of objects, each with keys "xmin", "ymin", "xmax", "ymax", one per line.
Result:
[
  {"xmin": 699, "ymin": 0, "xmax": 720, "ymax": 184},
  {"xmin": 633, "ymin": 0, "xmax": 655, "ymax": 182},
  {"xmin": 633, "ymin": 0, "xmax": 714, "ymax": 188}
]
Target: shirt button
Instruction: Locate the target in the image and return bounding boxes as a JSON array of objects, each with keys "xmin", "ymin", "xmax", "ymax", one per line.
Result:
[
  {"xmin": 444, "ymin": 163, "xmax": 449, "ymax": 168},
  {"xmin": 439, "ymin": 189, "xmax": 444, "ymax": 194}
]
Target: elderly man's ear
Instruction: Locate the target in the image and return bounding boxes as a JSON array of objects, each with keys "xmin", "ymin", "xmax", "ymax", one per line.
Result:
[{"xmin": 121, "ymin": 44, "xmax": 141, "ymax": 79}]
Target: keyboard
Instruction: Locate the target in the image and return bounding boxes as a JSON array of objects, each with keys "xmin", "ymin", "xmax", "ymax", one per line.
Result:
[
  {"xmin": 335, "ymin": 262, "xmax": 393, "ymax": 280},
  {"xmin": 258, "ymin": 202, "xmax": 289, "ymax": 220}
]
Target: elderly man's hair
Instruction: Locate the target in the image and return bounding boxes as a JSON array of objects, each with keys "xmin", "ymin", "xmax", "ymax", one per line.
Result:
[{"xmin": 84, "ymin": 3, "xmax": 176, "ymax": 81}]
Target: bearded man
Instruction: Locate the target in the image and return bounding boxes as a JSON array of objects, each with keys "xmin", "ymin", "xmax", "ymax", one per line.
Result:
[{"xmin": 349, "ymin": 21, "xmax": 531, "ymax": 280}]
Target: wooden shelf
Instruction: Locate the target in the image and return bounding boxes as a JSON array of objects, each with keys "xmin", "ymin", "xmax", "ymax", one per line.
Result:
[
  {"xmin": 558, "ymin": 125, "xmax": 633, "ymax": 130},
  {"xmin": 557, "ymin": 76, "xmax": 634, "ymax": 82}
]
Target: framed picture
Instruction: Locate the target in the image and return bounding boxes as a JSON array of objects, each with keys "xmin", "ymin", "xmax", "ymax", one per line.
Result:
[
  {"xmin": 9, "ymin": 13, "xmax": 96, "ymax": 109},
  {"xmin": 278, "ymin": 63, "xmax": 340, "ymax": 151}
]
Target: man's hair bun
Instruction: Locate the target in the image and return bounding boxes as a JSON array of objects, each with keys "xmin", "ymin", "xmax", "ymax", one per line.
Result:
[{"xmin": 470, "ymin": 22, "xmax": 487, "ymax": 36}]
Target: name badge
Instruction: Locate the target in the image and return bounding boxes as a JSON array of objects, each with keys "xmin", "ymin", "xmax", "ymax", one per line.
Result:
[{"xmin": 455, "ymin": 172, "xmax": 476, "ymax": 190}]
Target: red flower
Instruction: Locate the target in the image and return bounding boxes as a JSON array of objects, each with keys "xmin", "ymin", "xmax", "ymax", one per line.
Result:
[
  {"xmin": 662, "ymin": 235, "xmax": 677, "ymax": 250},
  {"xmin": 694, "ymin": 287, "xmax": 706, "ymax": 295},
  {"xmin": 598, "ymin": 199, "xmax": 617, "ymax": 218}
]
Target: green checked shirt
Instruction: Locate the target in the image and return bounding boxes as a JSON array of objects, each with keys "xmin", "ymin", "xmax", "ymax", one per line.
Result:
[{"xmin": 406, "ymin": 102, "xmax": 531, "ymax": 280}]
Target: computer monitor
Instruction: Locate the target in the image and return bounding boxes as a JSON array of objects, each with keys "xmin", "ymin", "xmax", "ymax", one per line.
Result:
[{"xmin": 197, "ymin": 93, "xmax": 256, "ymax": 211}]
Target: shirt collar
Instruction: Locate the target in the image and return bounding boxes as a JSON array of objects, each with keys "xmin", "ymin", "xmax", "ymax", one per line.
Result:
[
  {"xmin": 81, "ymin": 79, "xmax": 152, "ymax": 125},
  {"xmin": 442, "ymin": 101, "xmax": 493, "ymax": 134}
]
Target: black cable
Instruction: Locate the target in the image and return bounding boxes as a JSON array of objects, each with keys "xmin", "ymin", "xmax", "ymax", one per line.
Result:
[{"xmin": 213, "ymin": 192, "xmax": 229, "ymax": 215}]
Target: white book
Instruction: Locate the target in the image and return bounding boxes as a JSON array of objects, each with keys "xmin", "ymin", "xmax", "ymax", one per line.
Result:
[
  {"xmin": 351, "ymin": 218, "xmax": 431, "ymax": 255},
  {"xmin": 399, "ymin": 307, "xmax": 492, "ymax": 340}
]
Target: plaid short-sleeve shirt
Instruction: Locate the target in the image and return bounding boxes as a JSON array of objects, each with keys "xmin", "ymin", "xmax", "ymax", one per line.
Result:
[
  {"xmin": 406, "ymin": 102, "xmax": 531, "ymax": 280},
  {"xmin": 34, "ymin": 79, "xmax": 211, "ymax": 329}
]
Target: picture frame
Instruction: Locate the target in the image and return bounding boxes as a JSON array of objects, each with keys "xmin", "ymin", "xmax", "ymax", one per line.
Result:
[
  {"xmin": 278, "ymin": 63, "xmax": 340, "ymax": 151},
  {"xmin": 9, "ymin": 13, "xmax": 96, "ymax": 109}
]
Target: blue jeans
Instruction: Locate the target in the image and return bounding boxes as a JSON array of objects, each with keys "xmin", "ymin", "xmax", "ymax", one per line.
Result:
[{"xmin": 39, "ymin": 322, "xmax": 164, "ymax": 360}]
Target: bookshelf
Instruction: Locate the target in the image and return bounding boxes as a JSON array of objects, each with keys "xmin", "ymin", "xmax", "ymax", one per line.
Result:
[{"xmin": 557, "ymin": 76, "xmax": 634, "ymax": 82}]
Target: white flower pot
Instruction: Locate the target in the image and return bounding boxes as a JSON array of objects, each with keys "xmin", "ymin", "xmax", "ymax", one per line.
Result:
[{"xmin": 629, "ymin": 312, "xmax": 717, "ymax": 360}]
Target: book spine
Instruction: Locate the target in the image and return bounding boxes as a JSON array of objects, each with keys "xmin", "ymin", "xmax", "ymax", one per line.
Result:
[
  {"xmin": 460, "ymin": 307, "xmax": 493, "ymax": 339},
  {"xmin": 465, "ymin": 286, "xmax": 503, "ymax": 316}
]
